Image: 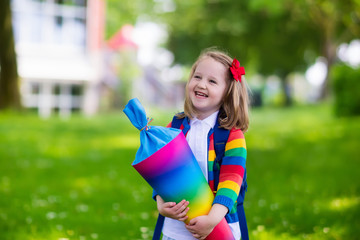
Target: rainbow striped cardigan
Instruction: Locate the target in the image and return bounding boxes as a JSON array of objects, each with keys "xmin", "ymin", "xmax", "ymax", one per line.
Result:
[{"xmin": 168, "ymin": 116, "xmax": 247, "ymax": 224}]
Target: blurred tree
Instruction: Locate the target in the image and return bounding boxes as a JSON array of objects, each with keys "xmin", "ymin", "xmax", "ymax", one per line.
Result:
[
  {"xmin": 331, "ymin": 64, "xmax": 360, "ymax": 116},
  {"xmin": 239, "ymin": 0, "xmax": 319, "ymax": 106},
  {"xmin": 105, "ymin": 0, "xmax": 156, "ymax": 39},
  {"xmin": 297, "ymin": 0, "xmax": 360, "ymax": 99},
  {"xmin": 0, "ymin": 0, "xmax": 21, "ymax": 110},
  {"xmin": 160, "ymin": 0, "xmax": 317, "ymax": 106},
  {"xmin": 161, "ymin": 0, "xmax": 360, "ymax": 104},
  {"xmin": 104, "ymin": 0, "xmax": 359, "ymax": 104}
]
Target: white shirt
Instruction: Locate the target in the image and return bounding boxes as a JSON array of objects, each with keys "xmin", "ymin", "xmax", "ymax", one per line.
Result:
[
  {"xmin": 162, "ymin": 111, "xmax": 218, "ymax": 240},
  {"xmin": 186, "ymin": 111, "xmax": 219, "ymax": 180}
]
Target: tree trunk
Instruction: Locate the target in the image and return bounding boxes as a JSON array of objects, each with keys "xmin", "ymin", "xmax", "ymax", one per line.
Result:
[
  {"xmin": 0, "ymin": 0, "xmax": 21, "ymax": 110},
  {"xmin": 319, "ymin": 39, "xmax": 337, "ymax": 100},
  {"xmin": 279, "ymin": 71, "xmax": 292, "ymax": 107}
]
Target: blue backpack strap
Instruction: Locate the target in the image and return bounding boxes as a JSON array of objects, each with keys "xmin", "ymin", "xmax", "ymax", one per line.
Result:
[
  {"xmin": 171, "ymin": 114, "xmax": 183, "ymax": 129},
  {"xmin": 238, "ymin": 204, "xmax": 249, "ymax": 240},
  {"xmin": 152, "ymin": 114, "xmax": 188, "ymax": 239},
  {"xmin": 213, "ymin": 120, "xmax": 230, "ymax": 183},
  {"xmin": 213, "ymin": 118, "xmax": 249, "ymax": 240},
  {"xmin": 237, "ymin": 169, "xmax": 248, "ymax": 240},
  {"xmin": 171, "ymin": 114, "xmax": 190, "ymax": 135},
  {"xmin": 152, "ymin": 213, "xmax": 165, "ymax": 240}
]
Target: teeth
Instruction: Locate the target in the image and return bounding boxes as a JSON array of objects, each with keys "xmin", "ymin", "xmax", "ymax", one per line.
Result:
[{"xmin": 195, "ymin": 91, "xmax": 207, "ymax": 97}]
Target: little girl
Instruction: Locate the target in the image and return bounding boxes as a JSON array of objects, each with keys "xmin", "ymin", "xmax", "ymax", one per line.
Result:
[{"xmin": 155, "ymin": 48, "xmax": 250, "ymax": 240}]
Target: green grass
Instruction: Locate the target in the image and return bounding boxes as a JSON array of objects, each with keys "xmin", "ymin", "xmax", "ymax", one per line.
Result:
[
  {"xmin": 246, "ymin": 105, "xmax": 360, "ymax": 239},
  {"xmin": 0, "ymin": 105, "xmax": 359, "ymax": 240}
]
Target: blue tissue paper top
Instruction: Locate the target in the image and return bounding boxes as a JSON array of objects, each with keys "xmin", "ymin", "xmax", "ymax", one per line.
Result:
[{"xmin": 123, "ymin": 98, "xmax": 181, "ymax": 165}]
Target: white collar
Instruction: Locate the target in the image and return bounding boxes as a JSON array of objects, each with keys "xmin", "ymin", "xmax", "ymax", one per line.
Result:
[{"xmin": 190, "ymin": 111, "xmax": 219, "ymax": 129}]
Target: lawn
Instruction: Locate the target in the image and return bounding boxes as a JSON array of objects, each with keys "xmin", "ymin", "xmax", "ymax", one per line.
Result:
[{"xmin": 0, "ymin": 104, "xmax": 359, "ymax": 240}]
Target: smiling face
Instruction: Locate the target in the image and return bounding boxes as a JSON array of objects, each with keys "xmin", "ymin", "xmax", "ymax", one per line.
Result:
[{"xmin": 187, "ymin": 57, "xmax": 229, "ymax": 120}]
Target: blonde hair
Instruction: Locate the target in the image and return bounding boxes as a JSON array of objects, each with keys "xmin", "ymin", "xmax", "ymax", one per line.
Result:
[{"xmin": 178, "ymin": 48, "xmax": 250, "ymax": 132}]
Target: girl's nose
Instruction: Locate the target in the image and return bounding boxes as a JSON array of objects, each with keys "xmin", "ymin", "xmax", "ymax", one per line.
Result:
[{"xmin": 197, "ymin": 79, "xmax": 206, "ymax": 89}]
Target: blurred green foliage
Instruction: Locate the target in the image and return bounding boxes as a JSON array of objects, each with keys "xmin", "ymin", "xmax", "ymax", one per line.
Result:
[
  {"xmin": 106, "ymin": 0, "xmax": 360, "ymax": 70},
  {"xmin": 1, "ymin": 105, "xmax": 359, "ymax": 239},
  {"xmin": 105, "ymin": 0, "xmax": 155, "ymax": 39},
  {"xmin": 105, "ymin": 0, "xmax": 360, "ymax": 105},
  {"xmin": 331, "ymin": 64, "xmax": 360, "ymax": 116}
]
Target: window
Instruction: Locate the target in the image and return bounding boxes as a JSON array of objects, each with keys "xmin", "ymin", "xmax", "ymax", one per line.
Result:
[
  {"xmin": 53, "ymin": 84, "xmax": 61, "ymax": 95},
  {"xmin": 30, "ymin": 82, "xmax": 40, "ymax": 94},
  {"xmin": 12, "ymin": 0, "xmax": 87, "ymax": 48},
  {"xmin": 71, "ymin": 84, "xmax": 83, "ymax": 96}
]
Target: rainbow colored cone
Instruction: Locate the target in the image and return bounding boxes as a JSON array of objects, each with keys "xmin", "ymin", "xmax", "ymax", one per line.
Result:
[{"xmin": 124, "ymin": 98, "xmax": 234, "ymax": 240}]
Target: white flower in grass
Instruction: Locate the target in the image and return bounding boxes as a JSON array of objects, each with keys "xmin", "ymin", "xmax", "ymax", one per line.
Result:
[
  {"xmin": 48, "ymin": 195, "xmax": 59, "ymax": 203},
  {"xmin": 140, "ymin": 227, "xmax": 148, "ymax": 233},
  {"xmin": 26, "ymin": 217, "xmax": 32, "ymax": 224},
  {"xmin": 32, "ymin": 198, "xmax": 48, "ymax": 208},
  {"xmin": 58, "ymin": 212, "xmax": 67, "ymax": 219},
  {"xmin": 258, "ymin": 199, "xmax": 266, "ymax": 207},
  {"xmin": 257, "ymin": 225, "xmax": 265, "ymax": 232},
  {"xmin": 46, "ymin": 211, "xmax": 57, "ymax": 220},
  {"xmin": 76, "ymin": 204, "xmax": 89, "ymax": 212},
  {"xmin": 140, "ymin": 212, "xmax": 149, "ymax": 220}
]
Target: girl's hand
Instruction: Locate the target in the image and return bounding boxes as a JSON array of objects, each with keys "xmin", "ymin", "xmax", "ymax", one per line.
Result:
[
  {"xmin": 156, "ymin": 195, "xmax": 189, "ymax": 222},
  {"xmin": 185, "ymin": 215, "xmax": 216, "ymax": 240},
  {"xmin": 185, "ymin": 203, "xmax": 228, "ymax": 240}
]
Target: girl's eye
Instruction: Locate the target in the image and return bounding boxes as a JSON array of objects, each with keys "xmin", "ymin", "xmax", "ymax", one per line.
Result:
[
  {"xmin": 194, "ymin": 75, "xmax": 201, "ymax": 79},
  {"xmin": 209, "ymin": 79, "xmax": 217, "ymax": 84}
]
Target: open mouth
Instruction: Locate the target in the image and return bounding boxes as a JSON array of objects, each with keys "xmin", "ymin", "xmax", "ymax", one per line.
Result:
[{"xmin": 195, "ymin": 91, "xmax": 208, "ymax": 97}]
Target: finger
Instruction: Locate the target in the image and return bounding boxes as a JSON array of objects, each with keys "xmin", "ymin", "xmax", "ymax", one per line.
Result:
[
  {"xmin": 185, "ymin": 223, "xmax": 193, "ymax": 231},
  {"xmin": 156, "ymin": 195, "xmax": 164, "ymax": 203},
  {"xmin": 175, "ymin": 199, "xmax": 187, "ymax": 208},
  {"xmin": 176, "ymin": 201, "xmax": 190, "ymax": 214},
  {"xmin": 170, "ymin": 200, "xmax": 183, "ymax": 212},
  {"xmin": 182, "ymin": 206, "xmax": 190, "ymax": 214},
  {"xmin": 188, "ymin": 218, "xmax": 197, "ymax": 226},
  {"xmin": 176, "ymin": 205, "xmax": 189, "ymax": 217},
  {"xmin": 163, "ymin": 202, "xmax": 176, "ymax": 208},
  {"xmin": 182, "ymin": 201, "xmax": 190, "ymax": 210},
  {"xmin": 192, "ymin": 233, "xmax": 201, "ymax": 239},
  {"xmin": 178, "ymin": 214, "xmax": 188, "ymax": 222},
  {"xmin": 173, "ymin": 200, "xmax": 187, "ymax": 213},
  {"xmin": 179, "ymin": 207, "xmax": 189, "ymax": 216}
]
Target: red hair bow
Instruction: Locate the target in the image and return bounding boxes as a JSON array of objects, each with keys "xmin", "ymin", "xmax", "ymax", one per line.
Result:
[{"xmin": 230, "ymin": 58, "xmax": 245, "ymax": 82}]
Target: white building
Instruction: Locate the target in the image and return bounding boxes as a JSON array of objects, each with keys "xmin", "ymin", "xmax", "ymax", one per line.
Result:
[{"xmin": 11, "ymin": 0, "xmax": 105, "ymax": 117}]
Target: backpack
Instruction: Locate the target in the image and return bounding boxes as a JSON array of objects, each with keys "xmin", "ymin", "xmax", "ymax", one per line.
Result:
[{"xmin": 153, "ymin": 115, "xmax": 249, "ymax": 240}]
